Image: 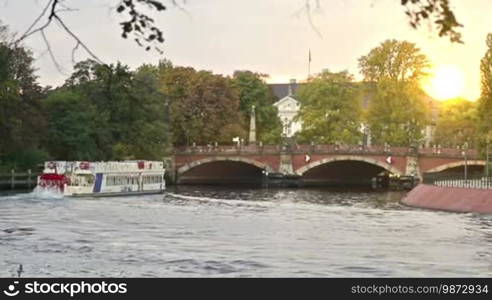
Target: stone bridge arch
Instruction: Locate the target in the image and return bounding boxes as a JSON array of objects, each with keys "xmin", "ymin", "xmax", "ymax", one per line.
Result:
[
  {"xmin": 424, "ymin": 160, "xmax": 486, "ymax": 173},
  {"xmin": 177, "ymin": 156, "xmax": 274, "ymax": 177},
  {"xmin": 296, "ymin": 155, "xmax": 403, "ymax": 176}
]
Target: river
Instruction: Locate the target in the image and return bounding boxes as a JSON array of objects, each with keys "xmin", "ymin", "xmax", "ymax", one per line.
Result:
[{"xmin": 0, "ymin": 186, "xmax": 491, "ymax": 277}]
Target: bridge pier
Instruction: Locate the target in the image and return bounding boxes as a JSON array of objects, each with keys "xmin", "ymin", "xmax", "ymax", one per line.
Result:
[
  {"xmin": 279, "ymin": 153, "xmax": 294, "ymax": 174},
  {"xmin": 405, "ymin": 155, "xmax": 422, "ymax": 181},
  {"xmin": 163, "ymin": 156, "xmax": 177, "ymax": 185}
]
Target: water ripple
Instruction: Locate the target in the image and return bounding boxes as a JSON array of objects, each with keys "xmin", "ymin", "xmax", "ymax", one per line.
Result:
[{"xmin": 0, "ymin": 186, "xmax": 491, "ymax": 277}]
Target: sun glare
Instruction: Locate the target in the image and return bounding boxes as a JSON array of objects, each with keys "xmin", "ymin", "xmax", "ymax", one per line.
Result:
[{"xmin": 424, "ymin": 65, "xmax": 465, "ymax": 101}]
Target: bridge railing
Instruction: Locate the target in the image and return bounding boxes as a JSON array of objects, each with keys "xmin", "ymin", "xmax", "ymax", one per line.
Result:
[
  {"xmin": 423, "ymin": 173, "xmax": 492, "ymax": 190},
  {"xmin": 173, "ymin": 145, "xmax": 282, "ymax": 154},
  {"xmin": 418, "ymin": 147, "xmax": 479, "ymax": 158},
  {"xmin": 174, "ymin": 144, "xmax": 480, "ymax": 159}
]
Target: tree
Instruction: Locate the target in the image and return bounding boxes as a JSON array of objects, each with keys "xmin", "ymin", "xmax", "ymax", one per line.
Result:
[
  {"xmin": 296, "ymin": 70, "xmax": 362, "ymax": 144},
  {"xmin": 43, "ymin": 89, "xmax": 99, "ymax": 160},
  {"xmin": 232, "ymin": 71, "xmax": 282, "ymax": 144},
  {"xmin": 159, "ymin": 61, "xmax": 246, "ymax": 146},
  {"xmin": 358, "ymin": 39, "xmax": 429, "ymax": 82},
  {"xmin": 0, "ymin": 24, "xmax": 48, "ymax": 169},
  {"xmin": 122, "ymin": 64, "xmax": 170, "ymax": 159},
  {"xmin": 55, "ymin": 59, "xmax": 170, "ymax": 160},
  {"xmin": 433, "ymin": 99, "xmax": 478, "ymax": 148},
  {"xmin": 359, "ymin": 40, "xmax": 431, "ymax": 146},
  {"xmin": 477, "ymin": 33, "xmax": 492, "ymax": 144}
]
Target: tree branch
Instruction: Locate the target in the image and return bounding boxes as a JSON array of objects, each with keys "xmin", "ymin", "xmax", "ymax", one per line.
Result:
[{"xmin": 40, "ymin": 28, "xmax": 65, "ymax": 74}]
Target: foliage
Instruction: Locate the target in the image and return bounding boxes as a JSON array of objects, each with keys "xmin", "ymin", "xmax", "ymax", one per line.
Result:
[
  {"xmin": 159, "ymin": 61, "xmax": 246, "ymax": 146},
  {"xmin": 359, "ymin": 40, "xmax": 431, "ymax": 146},
  {"xmin": 433, "ymin": 98, "xmax": 478, "ymax": 148},
  {"xmin": 295, "ymin": 70, "xmax": 362, "ymax": 144},
  {"xmin": 123, "ymin": 64, "xmax": 170, "ymax": 158},
  {"xmin": 359, "ymin": 40, "xmax": 430, "ymax": 146},
  {"xmin": 43, "ymin": 89, "xmax": 99, "ymax": 160},
  {"xmin": 117, "ymin": 0, "xmax": 166, "ymax": 52},
  {"xmin": 477, "ymin": 33, "xmax": 492, "ymax": 145},
  {"xmin": 0, "ymin": 25, "xmax": 47, "ymax": 169},
  {"xmin": 365, "ymin": 79, "xmax": 430, "ymax": 146},
  {"xmin": 42, "ymin": 59, "xmax": 171, "ymax": 161},
  {"xmin": 358, "ymin": 39, "xmax": 429, "ymax": 82},
  {"xmin": 232, "ymin": 71, "xmax": 282, "ymax": 144},
  {"xmin": 65, "ymin": 60, "xmax": 169, "ymax": 159},
  {"xmin": 2, "ymin": 148, "xmax": 49, "ymax": 171},
  {"xmin": 401, "ymin": 0, "xmax": 463, "ymax": 43}
]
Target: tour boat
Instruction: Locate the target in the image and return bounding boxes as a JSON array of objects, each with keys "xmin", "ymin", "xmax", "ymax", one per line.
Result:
[{"xmin": 37, "ymin": 161, "xmax": 165, "ymax": 197}]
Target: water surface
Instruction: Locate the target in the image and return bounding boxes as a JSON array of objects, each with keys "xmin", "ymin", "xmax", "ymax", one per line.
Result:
[{"xmin": 1, "ymin": 186, "xmax": 491, "ymax": 277}]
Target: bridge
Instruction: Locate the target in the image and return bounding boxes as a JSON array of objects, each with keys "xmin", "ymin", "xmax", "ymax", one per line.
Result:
[{"xmin": 168, "ymin": 144, "xmax": 485, "ymax": 186}]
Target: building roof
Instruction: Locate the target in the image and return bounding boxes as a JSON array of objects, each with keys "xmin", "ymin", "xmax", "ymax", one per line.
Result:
[{"xmin": 269, "ymin": 82, "xmax": 301, "ymax": 100}]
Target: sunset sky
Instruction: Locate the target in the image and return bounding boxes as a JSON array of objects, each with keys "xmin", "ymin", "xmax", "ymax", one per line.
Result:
[{"xmin": 1, "ymin": 0, "xmax": 492, "ymax": 101}]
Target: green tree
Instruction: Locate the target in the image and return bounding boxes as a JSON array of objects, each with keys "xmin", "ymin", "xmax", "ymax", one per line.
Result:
[
  {"xmin": 296, "ymin": 70, "xmax": 362, "ymax": 144},
  {"xmin": 159, "ymin": 61, "xmax": 245, "ymax": 145},
  {"xmin": 359, "ymin": 40, "xmax": 431, "ymax": 146},
  {"xmin": 433, "ymin": 99, "xmax": 478, "ymax": 148},
  {"xmin": 43, "ymin": 89, "xmax": 99, "ymax": 160},
  {"xmin": 121, "ymin": 64, "xmax": 170, "ymax": 159},
  {"xmin": 64, "ymin": 60, "xmax": 133, "ymax": 159},
  {"xmin": 358, "ymin": 39, "xmax": 429, "ymax": 82},
  {"xmin": 477, "ymin": 33, "xmax": 492, "ymax": 144},
  {"xmin": 0, "ymin": 24, "xmax": 48, "ymax": 169},
  {"xmin": 232, "ymin": 70, "xmax": 281, "ymax": 144},
  {"xmin": 58, "ymin": 59, "xmax": 171, "ymax": 160}
]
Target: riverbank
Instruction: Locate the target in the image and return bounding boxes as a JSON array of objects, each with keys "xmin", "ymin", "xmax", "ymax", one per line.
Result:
[{"xmin": 401, "ymin": 184, "xmax": 492, "ymax": 214}]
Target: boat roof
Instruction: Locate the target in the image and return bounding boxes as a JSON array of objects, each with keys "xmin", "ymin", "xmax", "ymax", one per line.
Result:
[{"xmin": 42, "ymin": 161, "xmax": 165, "ymax": 174}]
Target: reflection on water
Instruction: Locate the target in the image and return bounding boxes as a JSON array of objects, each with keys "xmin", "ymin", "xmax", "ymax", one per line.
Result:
[{"xmin": 0, "ymin": 186, "xmax": 491, "ymax": 277}]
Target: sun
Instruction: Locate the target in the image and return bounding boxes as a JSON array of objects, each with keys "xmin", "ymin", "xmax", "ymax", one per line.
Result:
[{"xmin": 423, "ymin": 65, "xmax": 465, "ymax": 101}]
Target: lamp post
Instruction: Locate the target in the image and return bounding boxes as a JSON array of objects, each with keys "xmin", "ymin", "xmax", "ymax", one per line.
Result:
[
  {"xmin": 462, "ymin": 142, "xmax": 468, "ymax": 181},
  {"xmin": 486, "ymin": 137, "xmax": 490, "ymax": 178}
]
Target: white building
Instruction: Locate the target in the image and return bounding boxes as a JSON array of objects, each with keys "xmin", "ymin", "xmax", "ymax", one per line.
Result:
[
  {"xmin": 272, "ymin": 79, "xmax": 302, "ymax": 137},
  {"xmin": 269, "ymin": 79, "xmax": 438, "ymax": 146}
]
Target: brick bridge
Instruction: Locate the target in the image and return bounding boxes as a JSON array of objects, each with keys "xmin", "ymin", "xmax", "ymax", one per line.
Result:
[{"xmin": 169, "ymin": 144, "xmax": 485, "ymax": 185}]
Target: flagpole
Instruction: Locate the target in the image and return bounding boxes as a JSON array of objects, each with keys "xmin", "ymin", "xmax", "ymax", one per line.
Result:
[{"xmin": 308, "ymin": 49, "xmax": 311, "ymax": 78}]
